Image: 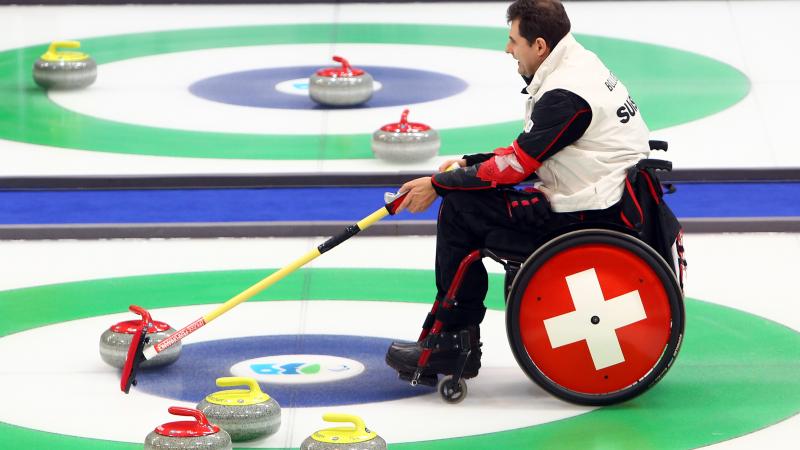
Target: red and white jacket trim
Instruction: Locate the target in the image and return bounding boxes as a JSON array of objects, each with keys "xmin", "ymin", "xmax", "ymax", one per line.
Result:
[{"xmin": 476, "ymin": 140, "xmax": 542, "ymax": 185}]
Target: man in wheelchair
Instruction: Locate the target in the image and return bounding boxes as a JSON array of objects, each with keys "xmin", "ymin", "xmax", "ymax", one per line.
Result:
[{"xmin": 385, "ymin": 0, "xmax": 683, "ymax": 397}]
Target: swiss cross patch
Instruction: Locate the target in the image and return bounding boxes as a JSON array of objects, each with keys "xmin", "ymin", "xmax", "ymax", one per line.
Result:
[
  {"xmin": 518, "ymin": 243, "xmax": 673, "ymax": 394},
  {"xmin": 544, "ymin": 268, "xmax": 646, "ymax": 370}
]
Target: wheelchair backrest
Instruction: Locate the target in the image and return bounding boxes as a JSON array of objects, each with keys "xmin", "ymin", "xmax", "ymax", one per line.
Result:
[{"xmin": 619, "ymin": 158, "xmax": 685, "ymax": 287}]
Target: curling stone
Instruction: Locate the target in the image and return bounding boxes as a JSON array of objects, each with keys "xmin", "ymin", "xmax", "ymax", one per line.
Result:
[
  {"xmin": 371, "ymin": 108, "xmax": 440, "ymax": 163},
  {"xmin": 145, "ymin": 407, "xmax": 232, "ymax": 450},
  {"xmin": 196, "ymin": 376, "xmax": 281, "ymax": 442},
  {"xmin": 33, "ymin": 41, "xmax": 96, "ymax": 90},
  {"xmin": 99, "ymin": 306, "xmax": 181, "ymax": 369},
  {"xmin": 309, "ymin": 55, "xmax": 373, "ymax": 106},
  {"xmin": 300, "ymin": 413, "xmax": 387, "ymax": 450}
]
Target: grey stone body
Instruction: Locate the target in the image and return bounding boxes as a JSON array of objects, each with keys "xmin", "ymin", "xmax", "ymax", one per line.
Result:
[
  {"xmin": 33, "ymin": 58, "xmax": 96, "ymax": 89},
  {"xmin": 300, "ymin": 435, "xmax": 387, "ymax": 450},
  {"xmin": 371, "ymin": 129, "xmax": 440, "ymax": 163},
  {"xmin": 144, "ymin": 429, "xmax": 232, "ymax": 450},
  {"xmin": 196, "ymin": 398, "xmax": 281, "ymax": 442},
  {"xmin": 99, "ymin": 328, "xmax": 181, "ymax": 369},
  {"xmin": 309, "ymin": 73, "xmax": 373, "ymax": 106}
]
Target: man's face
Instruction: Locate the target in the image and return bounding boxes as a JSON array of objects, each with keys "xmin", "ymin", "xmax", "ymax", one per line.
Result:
[{"xmin": 505, "ymin": 19, "xmax": 547, "ymax": 77}]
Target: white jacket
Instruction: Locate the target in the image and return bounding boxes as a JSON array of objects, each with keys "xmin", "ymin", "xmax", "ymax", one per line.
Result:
[{"xmin": 526, "ymin": 33, "xmax": 651, "ymax": 212}]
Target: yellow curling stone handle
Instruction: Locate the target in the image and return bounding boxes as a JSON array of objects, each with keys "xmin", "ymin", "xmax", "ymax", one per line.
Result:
[
  {"xmin": 204, "ymin": 376, "xmax": 271, "ymax": 406},
  {"xmin": 41, "ymin": 41, "xmax": 90, "ymax": 62},
  {"xmin": 312, "ymin": 413, "xmax": 377, "ymax": 444}
]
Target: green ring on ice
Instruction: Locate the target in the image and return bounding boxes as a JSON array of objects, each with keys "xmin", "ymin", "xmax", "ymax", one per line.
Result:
[
  {"xmin": 0, "ymin": 24, "xmax": 749, "ymax": 160},
  {"xmin": 0, "ymin": 267, "xmax": 797, "ymax": 450}
]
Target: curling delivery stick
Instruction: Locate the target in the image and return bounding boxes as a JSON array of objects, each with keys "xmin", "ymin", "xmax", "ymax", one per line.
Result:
[{"xmin": 120, "ymin": 189, "xmax": 410, "ymax": 393}]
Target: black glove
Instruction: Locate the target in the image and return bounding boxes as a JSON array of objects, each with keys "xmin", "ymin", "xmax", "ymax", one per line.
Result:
[{"xmin": 505, "ymin": 187, "xmax": 551, "ymax": 226}]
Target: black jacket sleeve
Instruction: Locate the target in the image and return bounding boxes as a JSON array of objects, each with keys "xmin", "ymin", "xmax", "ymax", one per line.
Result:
[
  {"xmin": 432, "ymin": 89, "xmax": 592, "ymax": 195},
  {"xmin": 463, "ymin": 152, "xmax": 493, "ymax": 166},
  {"xmin": 516, "ymin": 89, "xmax": 591, "ymax": 163}
]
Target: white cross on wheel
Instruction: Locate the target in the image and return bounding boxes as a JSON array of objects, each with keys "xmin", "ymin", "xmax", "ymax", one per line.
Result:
[{"xmin": 543, "ymin": 268, "xmax": 647, "ymax": 370}]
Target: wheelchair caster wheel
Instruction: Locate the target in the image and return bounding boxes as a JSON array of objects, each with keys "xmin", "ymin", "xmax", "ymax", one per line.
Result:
[{"xmin": 437, "ymin": 375, "xmax": 467, "ymax": 404}]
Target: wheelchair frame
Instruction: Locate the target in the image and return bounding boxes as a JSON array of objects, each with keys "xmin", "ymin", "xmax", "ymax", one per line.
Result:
[{"xmin": 405, "ymin": 141, "xmax": 686, "ymax": 405}]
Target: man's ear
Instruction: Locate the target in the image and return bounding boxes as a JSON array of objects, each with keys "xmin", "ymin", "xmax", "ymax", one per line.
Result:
[{"xmin": 535, "ymin": 37, "xmax": 549, "ymax": 56}]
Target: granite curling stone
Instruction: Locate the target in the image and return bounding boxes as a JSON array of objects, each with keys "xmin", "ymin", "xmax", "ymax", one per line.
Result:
[
  {"xmin": 300, "ymin": 413, "xmax": 387, "ymax": 450},
  {"xmin": 371, "ymin": 108, "xmax": 440, "ymax": 163},
  {"xmin": 309, "ymin": 55, "xmax": 373, "ymax": 106},
  {"xmin": 99, "ymin": 307, "xmax": 181, "ymax": 369},
  {"xmin": 33, "ymin": 41, "xmax": 96, "ymax": 90},
  {"xmin": 145, "ymin": 407, "xmax": 232, "ymax": 450},
  {"xmin": 196, "ymin": 376, "xmax": 281, "ymax": 442}
]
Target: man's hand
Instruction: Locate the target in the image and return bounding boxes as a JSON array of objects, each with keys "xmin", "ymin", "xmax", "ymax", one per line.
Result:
[
  {"xmin": 397, "ymin": 177, "xmax": 438, "ymax": 213},
  {"xmin": 438, "ymin": 158, "xmax": 466, "ymax": 172}
]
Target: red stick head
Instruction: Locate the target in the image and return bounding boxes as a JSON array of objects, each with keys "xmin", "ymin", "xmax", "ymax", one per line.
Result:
[{"xmin": 120, "ymin": 305, "xmax": 152, "ymax": 393}]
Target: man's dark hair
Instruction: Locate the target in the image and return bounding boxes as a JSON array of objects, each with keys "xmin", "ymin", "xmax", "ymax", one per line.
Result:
[{"xmin": 507, "ymin": 0, "xmax": 571, "ymax": 51}]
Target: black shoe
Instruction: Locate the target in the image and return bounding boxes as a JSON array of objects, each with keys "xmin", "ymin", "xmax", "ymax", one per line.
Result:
[
  {"xmin": 385, "ymin": 326, "xmax": 482, "ymax": 379},
  {"xmin": 386, "ymin": 340, "xmax": 417, "ymax": 350}
]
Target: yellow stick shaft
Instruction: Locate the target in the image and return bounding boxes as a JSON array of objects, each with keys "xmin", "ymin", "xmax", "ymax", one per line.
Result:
[
  {"xmin": 357, "ymin": 207, "xmax": 389, "ymax": 229},
  {"xmin": 201, "ymin": 205, "xmax": 390, "ymax": 325},
  {"xmin": 202, "ymin": 247, "xmax": 320, "ymax": 323}
]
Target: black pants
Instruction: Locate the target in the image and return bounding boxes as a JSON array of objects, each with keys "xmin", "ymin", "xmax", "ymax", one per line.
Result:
[{"xmin": 434, "ymin": 189, "xmax": 624, "ymax": 330}]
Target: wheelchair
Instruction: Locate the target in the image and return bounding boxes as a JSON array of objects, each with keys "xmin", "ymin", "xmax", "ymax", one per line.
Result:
[{"xmin": 405, "ymin": 141, "xmax": 686, "ymax": 406}]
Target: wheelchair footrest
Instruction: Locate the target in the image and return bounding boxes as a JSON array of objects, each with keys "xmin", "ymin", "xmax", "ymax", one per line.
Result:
[{"xmin": 422, "ymin": 329, "xmax": 471, "ymax": 352}]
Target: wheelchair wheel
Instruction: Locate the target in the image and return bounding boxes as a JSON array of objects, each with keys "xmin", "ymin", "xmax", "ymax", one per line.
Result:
[
  {"xmin": 505, "ymin": 228, "xmax": 684, "ymax": 406},
  {"xmin": 438, "ymin": 375, "xmax": 468, "ymax": 404}
]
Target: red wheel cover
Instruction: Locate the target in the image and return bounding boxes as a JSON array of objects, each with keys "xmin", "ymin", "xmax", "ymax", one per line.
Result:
[{"xmin": 519, "ymin": 243, "xmax": 672, "ymax": 394}]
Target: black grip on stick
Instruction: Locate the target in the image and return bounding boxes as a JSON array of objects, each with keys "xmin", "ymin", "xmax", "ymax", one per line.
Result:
[{"xmin": 317, "ymin": 225, "xmax": 361, "ymax": 254}]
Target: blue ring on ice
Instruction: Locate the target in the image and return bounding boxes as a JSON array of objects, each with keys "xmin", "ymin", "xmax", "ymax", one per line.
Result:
[
  {"xmin": 134, "ymin": 334, "xmax": 432, "ymax": 407},
  {"xmin": 189, "ymin": 65, "xmax": 468, "ymax": 109}
]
